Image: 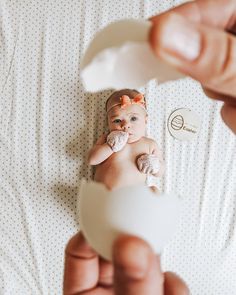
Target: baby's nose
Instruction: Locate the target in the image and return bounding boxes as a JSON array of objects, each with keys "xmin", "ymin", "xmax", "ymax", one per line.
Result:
[{"xmin": 122, "ymin": 121, "xmax": 130, "ymax": 130}]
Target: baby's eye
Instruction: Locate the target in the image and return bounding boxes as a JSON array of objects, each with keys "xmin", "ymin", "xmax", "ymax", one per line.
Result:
[
  {"xmin": 113, "ymin": 119, "xmax": 121, "ymax": 124},
  {"xmin": 131, "ymin": 116, "xmax": 138, "ymax": 122}
]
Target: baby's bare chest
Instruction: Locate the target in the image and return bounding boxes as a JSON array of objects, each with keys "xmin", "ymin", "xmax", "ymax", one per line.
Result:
[
  {"xmin": 94, "ymin": 140, "xmax": 151, "ymax": 188},
  {"xmin": 108, "ymin": 140, "xmax": 150, "ymax": 164}
]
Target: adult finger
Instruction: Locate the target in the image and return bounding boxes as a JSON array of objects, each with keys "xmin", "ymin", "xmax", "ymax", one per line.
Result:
[
  {"xmin": 221, "ymin": 103, "xmax": 236, "ymax": 133},
  {"xmin": 113, "ymin": 235, "xmax": 164, "ymax": 295},
  {"xmin": 149, "ymin": 14, "xmax": 236, "ymax": 97},
  {"xmin": 98, "ymin": 257, "xmax": 114, "ymax": 287},
  {"xmin": 149, "ymin": 2, "xmax": 236, "ymax": 97},
  {"xmin": 63, "ymin": 232, "xmax": 99, "ymax": 294},
  {"xmin": 202, "ymin": 87, "xmax": 236, "ymax": 106},
  {"xmin": 164, "ymin": 272, "xmax": 190, "ymax": 295},
  {"xmin": 150, "ymin": 0, "xmax": 236, "ymax": 30}
]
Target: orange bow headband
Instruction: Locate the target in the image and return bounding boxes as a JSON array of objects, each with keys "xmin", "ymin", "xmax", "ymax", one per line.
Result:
[{"xmin": 106, "ymin": 93, "xmax": 146, "ymax": 113}]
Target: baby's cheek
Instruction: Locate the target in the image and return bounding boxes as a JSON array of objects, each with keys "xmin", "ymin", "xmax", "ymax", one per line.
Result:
[{"xmin": 111, "ymin": 125, "xmax": 120, "ymax": 131}]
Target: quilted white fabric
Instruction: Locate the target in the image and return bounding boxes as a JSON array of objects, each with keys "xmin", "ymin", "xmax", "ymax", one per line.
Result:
[{"xmin": 1, "ymin": 0, "xmax": 236, "ymax": 294}]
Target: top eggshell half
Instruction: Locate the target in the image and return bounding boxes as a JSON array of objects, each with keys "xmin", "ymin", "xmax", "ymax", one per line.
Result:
[
  {"xmin": 81, "ymin": 19, "xmax": 151, "ymax": 69},
  {"xmin": 81, "ymin": 19, "xmax": 185, "ymax": 92}
]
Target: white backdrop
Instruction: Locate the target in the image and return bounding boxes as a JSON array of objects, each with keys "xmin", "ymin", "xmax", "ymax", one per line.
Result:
[{"xmin": 1, "ymin": 0, "xmax": 236, "ymax": 294}]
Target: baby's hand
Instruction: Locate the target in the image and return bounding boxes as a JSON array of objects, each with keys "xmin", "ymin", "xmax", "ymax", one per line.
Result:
[
  {"xmin": 106, "ymin": 131, "xmax": 129, "ymax": 152},
  {"xmin": 137, "ymin": 154, "xmax": 161, "ymax": 175}
]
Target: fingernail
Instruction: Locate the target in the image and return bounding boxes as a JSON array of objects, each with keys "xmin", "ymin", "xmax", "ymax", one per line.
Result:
[{"xmin": 160, "ymin": 14, "xmax": 201, "ymax": 61}]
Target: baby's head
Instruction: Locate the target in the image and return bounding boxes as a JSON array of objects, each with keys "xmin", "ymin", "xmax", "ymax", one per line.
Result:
[{"xmin": 106, "ymin": 89, "xmax": 147, "ymax": 143}]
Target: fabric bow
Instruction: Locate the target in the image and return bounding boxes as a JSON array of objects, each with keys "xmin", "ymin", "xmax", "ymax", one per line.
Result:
[{"xmin": 120, "ymin": 94, "xmax": 146, "ymax": 109}]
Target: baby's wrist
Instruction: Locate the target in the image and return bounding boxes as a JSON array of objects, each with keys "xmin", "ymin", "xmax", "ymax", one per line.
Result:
[{"xmin": 106, "ymin": 142, "xmax": 115, "ymax": 152}]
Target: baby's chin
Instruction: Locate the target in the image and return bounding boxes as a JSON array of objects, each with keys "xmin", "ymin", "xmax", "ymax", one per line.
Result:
[{"xmin": 128, "ymin": 135, "xmax": 142, "ymax": 143}]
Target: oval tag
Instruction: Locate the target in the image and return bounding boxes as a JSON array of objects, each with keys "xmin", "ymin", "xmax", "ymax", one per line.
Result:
[{"xmin": 167, "ymin": 108, "xmax": 200, "ymax": 141}]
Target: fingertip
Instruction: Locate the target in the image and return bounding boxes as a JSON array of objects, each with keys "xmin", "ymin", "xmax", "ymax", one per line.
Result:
[
  {"xmin": 148, "ymin": 13, "xmax": 177, "ymax": 49},
  {"xmin": 221, "ymin": 102, "xmax": 230, "ymax": 118},
  {"xmin": 221, "ymin": 103, "xmax": 236, "ymax": 134},
  {"xmin": 65, "ymin": 232, "xmax": 81, "ymax": 253},
  {"xmin": 148, "ymin": 15, "xmax": 163, "ymax": 55},
  {"xmin": 64, "ymin": 232, "xmax": 99, "ymax": 294},
  {"xmin": 152, "ymin": 12, "xmax": 202, "ymax": 63},
  {"xmin": 113, "ymin": 236, "xmax": 164, "ymax": 294},
  {"xmin": 148, "ymin": 14, "xmax": 159, "ymax": 22},
  {"xmin": 65, "ymin": 231, "xmax": 97, "ymax": 259},
  {"xmin": 164, "ymin": 272, "xmax": 190, "ymax": 295},
  {"xmin": 112, "ymin": 235, "xmax": 154, "ymax": 279}
]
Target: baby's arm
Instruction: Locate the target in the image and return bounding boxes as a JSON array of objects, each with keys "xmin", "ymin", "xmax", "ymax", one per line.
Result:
[
  {"xmin": 88, "ymin": 134, "xmax": 113, "ymax": 165},
  {"xmin": 137, "ymin": 140, "xmax": 165, "ymax": 177},
  {"xmin": 88, "ymin": 131, "xmax": 129, "ymax": 165}
]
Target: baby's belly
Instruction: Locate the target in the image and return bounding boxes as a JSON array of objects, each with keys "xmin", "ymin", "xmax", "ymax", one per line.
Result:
[{"xmin": 94, "ymin": 160, "xmax": 146, "ymax": 190}]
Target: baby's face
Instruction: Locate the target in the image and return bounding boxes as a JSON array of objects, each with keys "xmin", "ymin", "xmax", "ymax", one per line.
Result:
[{"xmin": 107, "ymin": 104, "xmax": 147, "ymax": 143}]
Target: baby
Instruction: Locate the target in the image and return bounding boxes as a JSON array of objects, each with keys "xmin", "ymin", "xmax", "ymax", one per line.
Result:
[{"xmin": 88, "ymin": 89, "xmax": 165, "ymax": 191}]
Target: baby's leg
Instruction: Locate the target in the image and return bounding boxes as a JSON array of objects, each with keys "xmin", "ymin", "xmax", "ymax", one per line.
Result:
[{"xmin": 150, "ymin": 185, "xmax": 160, "ymax": 195}]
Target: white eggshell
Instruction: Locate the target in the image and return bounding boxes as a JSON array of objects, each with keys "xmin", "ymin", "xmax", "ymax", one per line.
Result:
[
  {"xmin": 80, "ymin": 19, "xmax": 185, "ymax": 92},
  {"xmin": 81, "ymin": 19, "xmax": 150, "ymax": 69},
  {"xmin": 78, "ymin": 179, "xmax": 181, "ymax": 261}
]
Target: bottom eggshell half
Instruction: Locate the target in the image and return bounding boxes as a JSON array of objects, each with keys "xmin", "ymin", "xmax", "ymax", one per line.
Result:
[{"xmin": 78, "ymin": 179, "xmax": 181, "ymax": 261}]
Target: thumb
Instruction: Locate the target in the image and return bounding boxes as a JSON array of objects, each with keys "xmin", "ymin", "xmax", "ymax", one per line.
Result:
[
  {"xmin": 113, "ymin": 235, "xmax": 164, "ymax": 295},
  {"xmin": 149, "ymin": 13, "xmax": 236, "ymax": 98}
]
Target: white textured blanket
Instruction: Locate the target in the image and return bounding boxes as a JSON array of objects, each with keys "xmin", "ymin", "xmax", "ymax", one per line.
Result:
[{"xmin": 1, "ymin": 1, "xmax": 236, "ymax": 294}]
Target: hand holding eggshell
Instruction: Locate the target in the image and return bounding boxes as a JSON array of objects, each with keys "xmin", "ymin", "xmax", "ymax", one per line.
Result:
[{"xmin": 78, "ymin": 179, "xmax": 181, "ymax": 261}]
